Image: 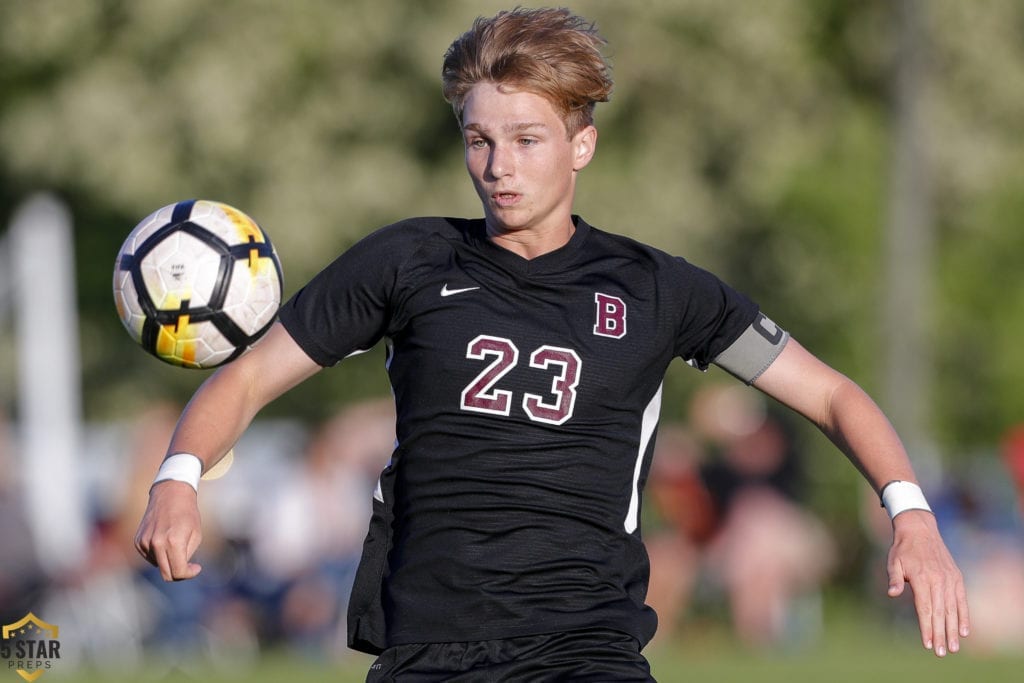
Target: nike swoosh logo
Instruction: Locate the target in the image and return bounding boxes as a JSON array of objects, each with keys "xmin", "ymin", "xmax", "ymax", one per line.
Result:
[{"xmin": 440, "ymin": 283, "xmax": 480, "ymax": 297}]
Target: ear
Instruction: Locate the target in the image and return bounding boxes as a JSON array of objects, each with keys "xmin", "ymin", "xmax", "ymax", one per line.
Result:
[{"xmin": 572, "ymin": 125, "xmax": 598, "ymax": 172}]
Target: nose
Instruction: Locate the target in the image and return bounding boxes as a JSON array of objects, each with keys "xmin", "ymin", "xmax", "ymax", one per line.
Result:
[{"xmin": 488, "ymin": 143, "xmax": 514, "ymax": 179}]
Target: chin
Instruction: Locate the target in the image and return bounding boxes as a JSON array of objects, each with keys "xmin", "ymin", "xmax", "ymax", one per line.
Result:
[{"xmin": 486, "ymin": 211, "xmax": 528, "ymax": 233}]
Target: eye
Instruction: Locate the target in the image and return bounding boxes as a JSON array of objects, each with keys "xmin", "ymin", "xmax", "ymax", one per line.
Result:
[
  {"xmin": 467, "ymin": 138, "xmax": 488, "ymax": 149},
  {"xmin": 517, "ymin": 137, "xmax": 538, "ymax": 146}
]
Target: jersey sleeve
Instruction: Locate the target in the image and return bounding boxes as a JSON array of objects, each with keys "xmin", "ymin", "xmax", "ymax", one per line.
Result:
[
  {"xmin": 667, "ymin": 256, "xmax": 790, "ymax": 383},
  {"xmin": 670, "ymin": 258, "xmax": 761, "ymax": 372},
  {"xmin": 277, "ymin": 223, "xmax": 412, "ymax": 367}
]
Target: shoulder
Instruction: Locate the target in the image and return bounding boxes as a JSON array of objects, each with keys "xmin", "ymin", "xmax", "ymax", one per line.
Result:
[
  {"xmin": 362, "ymin": 216, "xmax": 475, "ymax": 247},
  {"xmin": 579, "ymin": 218, "xmax": 753, "ymax": 315},
  {"xmin": 338, "ymin": 216, "xmax": 477, "ymax": 269},
  {"xmin": 580, "ymin": 218, "xmax": 702, "ymax": 274}
]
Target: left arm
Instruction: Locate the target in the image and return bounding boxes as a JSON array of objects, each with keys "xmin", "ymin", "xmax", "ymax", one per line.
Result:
[{"xmin": 752, "ymin": 338, "xmax": 970, "ymax": 657}]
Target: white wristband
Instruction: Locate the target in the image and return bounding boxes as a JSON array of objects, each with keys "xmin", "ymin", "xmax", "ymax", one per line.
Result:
[
  {"xmin": 880, "ymin": 480, "xmax": 932, "ymax": 520},
  {"xmin": 152, "ymin": 453, "xmax": 203, "ymax": 493}
]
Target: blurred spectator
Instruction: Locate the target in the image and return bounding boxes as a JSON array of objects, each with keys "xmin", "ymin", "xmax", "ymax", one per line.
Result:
[
  {"xmin": 644, "ymin": 424, "xmax": 713, "ymax": 644},
  {"xmin": 1002, "ymin": 426, "xmax": 1024, "ymax": 519},
  {"xmin": 40, "ymin": 403, "xmax": 176, "ymax": 671},
  {"xmin": 964, "ymin": 538, "xmax": 1024, "ymax": 655},
  {"xmin": 249, "ymin": 397, "xmax": 395, "ymax": 659},
  {"xmin": 42, "ymin": 402, "xmax": 259, "ymax": 675},
  {"xmin": 126, "ymin": 402, "xmax": 259, "ymax": 671},
  {"xmin": 646, "ymin": 384, "xmax": 836, "ymax": 649},
  {"xmin": 0, "ymin": 410, "xmax": 47, "ymax": 627},
  {"xmin": 941, "ymin": 428, "xmax": 1024, "ymax": 655},
  {"xmin": 700, "ymin": 409, "xmax": 836, "ymax": 649},
  {"xmin": 859, "ymin": 425, "xmax": 1024, "ymax": 655}
]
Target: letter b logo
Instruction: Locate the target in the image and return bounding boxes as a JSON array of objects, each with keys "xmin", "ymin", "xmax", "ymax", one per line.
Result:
[{"xmin": 593, "ymin": 293, "xmax": 626, "ymax": 339}]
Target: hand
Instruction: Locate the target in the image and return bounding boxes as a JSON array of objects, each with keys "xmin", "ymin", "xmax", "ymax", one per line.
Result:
[
  {"xmin": 886, "ymin": 509, "xmax": 970, "ymax": 657},
  {"xmin": 134, "ymin": 480, "xmax": 204, "ymax": 581}
]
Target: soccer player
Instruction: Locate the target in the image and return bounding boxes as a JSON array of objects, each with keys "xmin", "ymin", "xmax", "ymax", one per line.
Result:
[{"xmin": 135, "ymin": 7, "xmax": 969, "ymax": 679}]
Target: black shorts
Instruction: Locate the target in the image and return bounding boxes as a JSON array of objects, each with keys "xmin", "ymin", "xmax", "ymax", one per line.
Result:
[{"xmin": 364, "ymin": 628, "xmax": 655, "ymax": 682}]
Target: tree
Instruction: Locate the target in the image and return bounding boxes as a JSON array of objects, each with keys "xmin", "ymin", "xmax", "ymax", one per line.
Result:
[{"xmin": 0, "ymin": 0, "xmax": 1021, "ymax": 455}]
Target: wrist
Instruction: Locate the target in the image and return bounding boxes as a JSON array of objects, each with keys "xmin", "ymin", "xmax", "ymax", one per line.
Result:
[
  {"xmin": 152, "ymin": 453, "xmax": 203, "ymax": 494},
  {"xmin": 879, "ymin": 480, "xmax": 932, "ymax": 520}
]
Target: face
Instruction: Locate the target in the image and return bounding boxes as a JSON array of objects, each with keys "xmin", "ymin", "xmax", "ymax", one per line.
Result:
[{"xmin": 461, "ymin": 82, "xmax": 596, "ymax": 245}]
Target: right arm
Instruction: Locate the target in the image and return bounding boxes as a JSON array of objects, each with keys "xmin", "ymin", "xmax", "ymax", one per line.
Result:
[{"xmin": 134, "ymin": 322, "xmax": 322, "ymax": 581}]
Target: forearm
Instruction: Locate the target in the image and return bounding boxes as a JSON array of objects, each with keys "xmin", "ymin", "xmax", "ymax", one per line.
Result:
[
  {"xmin": 754, "ymin": 339, "xmax": 919, "ymax": 496},
  {"xmin": 160, "ymin": 322, "xmax": 322, "ymax": 473},
  {"xmin": 816, "ymin": 378, "xmax": 919, "ymax": 494},
  {"xmin": 166, "ymin": 363, "xmax": 260, "ymax": 472}
]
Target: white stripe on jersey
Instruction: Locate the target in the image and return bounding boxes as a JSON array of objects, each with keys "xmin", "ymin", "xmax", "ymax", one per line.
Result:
[{"xmin": 625, "ymin": 383, "xmax": 663, "ymax": 533}]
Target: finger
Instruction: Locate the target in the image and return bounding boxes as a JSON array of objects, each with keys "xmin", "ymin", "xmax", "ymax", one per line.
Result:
[
  {"xmin": 153, "ymin": 542, "xmax": 175, "ymax": 583},
  {"xmin": 181, "ymin": 528, "xmax": 204, "ymax": 580},
  {"xmin": 177, "ymin": 562, "xmax": 203, "ymax": 580},
  {"xmin": 186, "ymin": 526, "xmax": 203, "ymax": 560},
  {"xmin": 931, "ymin": 582, "xmax": 947, "ymax": 657},
  {"xmin": 165, "ymin": 533, "xmax": 201, "ymax": 581},
  {"xmin": 910, "ymin": 576, "xmax": 934, "ymax": 652},
  {"xmin": 133, "ymin": 530, "xmax": 152, "ymax": 565},
  {"xmin": 887, "ymin": 557, "xmax": 906, "ymax": 598},
  {"xmin": 945, "ymin": 575, "xmax": 968, "ymax": 653},
  {"xmin": 957, "ymin": 579, "xmax": 971, "ymax": 639},
  {"xmin": 945, "ymin": 592, "xmax": 960, "ymax": 654}
]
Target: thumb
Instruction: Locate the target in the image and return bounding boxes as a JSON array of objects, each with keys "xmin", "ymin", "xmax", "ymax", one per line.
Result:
[
  {"xmin": 182, "ymin": 530, "xmax": 204, "ymax": 579},
  {"xmin": 181, "ymin": 562, "xmax": 203, "ymax": 580},
  {"xmin": 887, "ymin": 556, "xmax": 906, "ymax": 597}
]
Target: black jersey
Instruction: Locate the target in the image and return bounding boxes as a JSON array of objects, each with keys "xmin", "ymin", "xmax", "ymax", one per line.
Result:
[{"xmin": 278, "ymin": 216, "xmax": 761, "ymax": 652}]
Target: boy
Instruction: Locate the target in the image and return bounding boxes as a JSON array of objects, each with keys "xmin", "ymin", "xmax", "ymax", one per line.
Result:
[{"xmin": 136, "ymin": 8, "xmax": 968, "ymax": 680}]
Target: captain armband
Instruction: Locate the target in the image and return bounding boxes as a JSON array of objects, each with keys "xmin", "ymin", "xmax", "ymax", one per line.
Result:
[{"xmin": 713, "ymin": 312, "xmax": 790, "ymax": 385}]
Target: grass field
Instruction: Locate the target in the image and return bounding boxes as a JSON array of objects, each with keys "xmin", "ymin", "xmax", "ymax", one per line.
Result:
[{"xmin": 43, "ymin": 599, "xmax": 1021, "ymax": 682}]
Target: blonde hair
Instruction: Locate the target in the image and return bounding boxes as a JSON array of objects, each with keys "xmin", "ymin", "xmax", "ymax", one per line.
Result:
[{"xmin": 441, "ymin": 7, "xmax": 613, "ymax": 137}]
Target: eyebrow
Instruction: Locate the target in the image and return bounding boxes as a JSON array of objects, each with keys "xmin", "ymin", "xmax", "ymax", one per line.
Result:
[{"xmin": 462, "ymin": 122, "xmax": 550, "ymax": 135}]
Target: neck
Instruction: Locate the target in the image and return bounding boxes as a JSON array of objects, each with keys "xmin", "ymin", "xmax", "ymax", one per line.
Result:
[{"xmin": 486, "ymin": 218, "xmax": 576, "ymax": 260}]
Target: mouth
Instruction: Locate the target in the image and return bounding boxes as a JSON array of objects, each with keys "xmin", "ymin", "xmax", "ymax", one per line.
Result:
[{"xmin": 491, "ymin": 191, "xmax": 521, "ymax": 208}]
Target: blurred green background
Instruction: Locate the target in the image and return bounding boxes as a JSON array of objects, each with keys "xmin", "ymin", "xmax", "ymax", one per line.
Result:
[
  {"xmin": 3, "ymin": 0, "xmax": 1023, "ymax": 444},
  {"xmin": 1, "ymin": 0, "xmax": 1023, "ymax": 679}
]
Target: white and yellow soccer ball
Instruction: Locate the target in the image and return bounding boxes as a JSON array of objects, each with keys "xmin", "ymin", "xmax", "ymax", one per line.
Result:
[{"xmin": 113, "ymin": 199, "xmax": 283, "ymax": 369}]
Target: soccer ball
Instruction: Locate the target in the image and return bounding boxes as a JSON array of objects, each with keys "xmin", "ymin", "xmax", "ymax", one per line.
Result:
[{"xmin": 113, "ymin": 199, "xmax": 283, "ymax": 369}]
